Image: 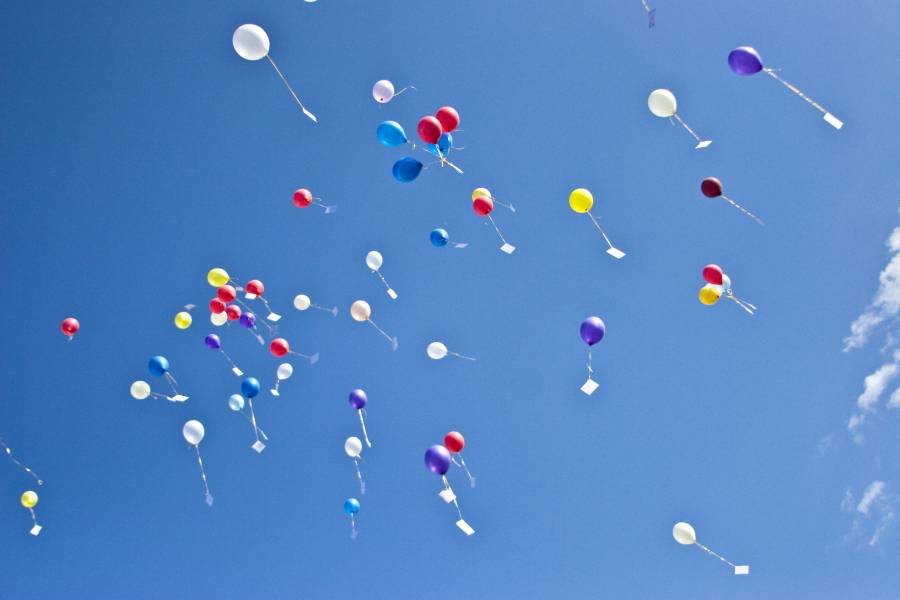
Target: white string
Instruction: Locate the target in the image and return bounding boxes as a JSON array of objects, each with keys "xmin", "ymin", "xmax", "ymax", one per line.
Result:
[
  {"xmin": 246, "ymin": 397, "xmax": 263, "ymax": 445},
  {"xmin": 586, "ymin": 211, "xmax": 615, "ymax": 250},
  {"xmin": 265, "ymin": 55, "xmax": 318, "ymax": 123},
  {"xmin": 393, "ymin": 84, "xmax": 416, "ymax": 97},
  {"xmin": 458, "ymin": 454, "xmax": 476, "ymax": 488},
  {"xmin": 374, "ymin": 270, "xmax": 393, "ymax": 292},
  {"xmin": 367, "ymin": 319, "xmax": 396, "ymax": 346},
  {"xmin": 588, "ymin": 347, "xmax": 593, "ymax": 377},
  {"xmin": 353, "ymin": 457, "xmax": 366, "ymax": 494},
  {"xmin": 442, "ymin": 476, "xmax": 464, "ymax": 521},
  {"xmin": 486, "ymin": 214, "xmax": 509, "ymax": 245},
  {"xmin": 448, "ymin": 350, "xmax": 477, "ymax": 361},
  {"xmin": 695, "ymin": 542, "xmax": 738, "ymax": 569},
  {"xmin": 672, "ymin": 113, "xmax": 704, "ymax": 143},
  {"xmin": 241, "ymin": 412, "xmax": 268, "ymax": 441},
  {"xmin": 289, "ymin": 349, "xmax": 319, "ymax": 364},
  {"xmin": 350, "ymin": 514, "xmax": 358, "ymax": 539},
  {"xmin": 720, "ymin": 194, "xmax": 764, "ymax": 225},
  {"xmin": 193, "ymin": 445, "xmax": 213, "ymax": 506},
  {"xmin": 358, "ymin": 410, "xmax": 372, "ymax": 448},
  {"xmin": 0, "ymin": 439, "xmax": 43, "ymax": 485},
  {"xmin": 763, "ymin": 68, "xmax": 833, "ymax": 116},
  {"xmin": 164, "ymin": 372, "xmax": 180, "ymax": 396},
  {"xmin": 218, "ymin": 349, "xmax": 242, "ymax": 373},
  {"xmin": 28, "ymin": 507, "xmax": 39, "ymax": 529}
]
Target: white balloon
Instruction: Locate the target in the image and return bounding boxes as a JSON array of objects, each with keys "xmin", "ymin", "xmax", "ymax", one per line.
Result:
[
  {"xmin": 673, "ymin": 522, "xmax": 697, "ymax": 545},
  {"xmin": 648, "ymin": 89, "xmax": 677, "ymax": 118},
  {"xmin": 350, "ymin": 300, "xmax": 371, "ymax": 322},
  {"xmin": 366, "ymin": 251, "xmax": 383, "ymax": 271},
  {"xmin": 293, "ymin": 294, "xmax": 311, "ymax": 310},
  {"xmin": 211, "ymin": 312, "xmax": 228, "ymax": 326},
  {"xmin": 344, "ymin": 436, "xmax": 363, "ymax": 458},
  {"xmin": 183, "ymin": 420, "xmax": 206, "ymax": 445},
  {"xmin": 721, "ymin": 274, "xmax": 732, "ymax": 292},
  {"xmin": 130, "ymin": 380, "xmax": 150, "ymax": 400},
  {"xmin": 232, "ymin": 24, "xmax": 270, "ymax": 61},
  {"xmin": 276, "ymin": 363, "xmax": 294, "ymax": 380},
  {"xmin": 427, "ymin": 342, "xmax": 448, "ymax": 360},
  {"xmin": 228, "ymin": 394, "xmax": 245, "ymax": 411},
  {"xmin": 372, "ymin": 80, "xmax": 395, "ymax": 103}
]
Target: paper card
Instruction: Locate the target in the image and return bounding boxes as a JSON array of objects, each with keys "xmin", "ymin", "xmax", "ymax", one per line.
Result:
[
  {"xmin": 695, "ymin": 140, "xmax": 712, "ymax": 149},
  {"xmin": 324, "ymin": 206, "xmax": 337, "ymax": 214},
  {"xmin": 205, "ymin": 493, "xmax": 214, "ymax": 507},
  {"xmin": 648, "ymin": 8, "xmax": 656, "ymax": 27},
  {"xmin": 252, "ymin": 440, "xmax": 266, "ymax": 453},
  {"xmin": 453, "ymin": 243, "xmax": 469, "ymax": 249},
  {"xmin": 245, "ymin": 293, "xmax": 258, "ymax": 300},
  {"xmin": 330, "ymin": 307, "xmax": 338, "ymax": 317},
  {"xmin": 391, "ymin": 337, "xmax": 399, "ymax": 352},
  {"xmin": 439, "ymin": 488, "xmax": 457, "ymax": 503},
  {"xmin": 824, "ymin": 113, "xmax": 843, "ymax": 130},
  {"xmin": 581, "ymin": 378, "xmax": 599, "ymax": 395},
  {"xmin": 734, "ymin": 565, "xmax": 750, "ymax": 575},
  {"xmin": 606, "ymin": 247, "xmax": 626, "ymax": 259},
  {"xmin": 270, "ymin": 389, "xmax": 280, "ymax": 397},
  {"xmin": 267, "ymin": 312, "xmax": 282, "ymax": 322},
  {"xmin": 30, "ymin": 525, "xmax": 42, "ymax": 536},
  {"xmin": 302, "ymin": 108, "xmax": 318, "ymax": 123},
  {"xmin": 456, "ymin": 520, "xmax": 475, "ymax": 536},
  {"xmin": 500, "ymin": 243, "xmax": 516, "ymax": 254},
  {"xmin": 232, "ymin": 367, "xmax": 244, "ymax": 376},
  {"xmin": 309, "ymin": 353, "xmax": 320, "ymax": 365},
  {"xmin": 387, "ymin": 289, "xmax": 398, "ymax": 300},
  {"xmin": 169, "ymin": 394, "xmax": 189, "ymax": 403},
  {"xmin": 509, "ymin": 205, "xmax": 517, "ymax": 213}
]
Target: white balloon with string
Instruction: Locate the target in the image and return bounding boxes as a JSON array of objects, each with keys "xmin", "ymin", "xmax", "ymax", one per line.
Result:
[
  {"xmin": 293, "ymin": 293, "xmax": 338, "ymax": 317},
  {"xmin": 427, "ymin": 341, "xmax": 476, "ymax": 362},
  {"xmin": 130, "ymin": 380, "xmax": 171, "ymax": 401},
  {"xmin": 673, "ymin": 522, "xmax": 749, "ymax": 575},
  {"xmin": 344, "ymin": 436, "xmax": 366, "ymax": 494},
  {"xmin": 350, "ymin": 300, "xmax": 398, "ymax": 351},
  {"xmin": 183, "ymin": 420, "xmax": 213, "ymax": 507},
  {"xmin": 372, "ymin": 79, "xmax": 415, "ymax": 103},
  {"xmin": 366, "ymin": 251, "xmax": 398, "ymax": 299},
  {"xmin": 270, "ymin": 363, "xmax": 294, "ymax": 397},
  {"xmin": 648, "ymin": 89, "xmax": 712, "ymax": 149}
]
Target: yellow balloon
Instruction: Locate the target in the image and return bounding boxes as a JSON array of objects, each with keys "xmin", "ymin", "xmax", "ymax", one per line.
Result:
[
  {"xmin": 207, "ymin": 268, "xmax": 229, "ymax": 287},
  {"xmin": 174, "ymin": 311, "xmax": 192, "ymax": 329},
  {"xmin": 472, "ymin": 187, "xmax": 491, "ymax": 201},
  {"xmin": 21, "ymin": 491, "xmax": 38, "ymax": 509},
  {"xmin": 698, "ymin": 285, "xmax": 722, "ymax": 306},
  {"xmin": 569, "ymin": 188, "xmax": 593, "ymax": 213}
]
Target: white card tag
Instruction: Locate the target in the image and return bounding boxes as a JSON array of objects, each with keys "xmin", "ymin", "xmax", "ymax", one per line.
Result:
[
  {"xmin": 456, "ymin": 519, "xmax": 475, "ymax": 536},
  {"xmin": 270, "ymin": 389, "xmax": 280, "ymax": 397},
  {"xmin": 267, "ymin": 312, "xmax": 282, "ymax": 322},
  {"xmin": 500, "ymin": 243, "xmax": 516, "ymax": 254},
  {"xmin": 232, "ymin": 367, "xmax": 244, "ymax": 376},
  {"xmin": 391, "ymin": 337, "xmax": 399, "ymax": 352},
  {"xmin": 169, "ymin": 394, "xmax": 189, "ymax": 402},
  {"xmin": 734, "ymin": 565, "xmax": 749, "ymax": 575},
  {"xmin": 205, "ymin": 493, "xmax": 214, "ymax": 507},
  {"xmin": 581, "ymin": 378, "xmax": 599, "ymax": 395},
  {"xmin": 30, "ymin": 525, "xmax": 42, "ymax": 536},
  {"xmin": 453, "ymin": 243, "xmax": 469, "ymax": 249},
  {"xmin": 695, "ymin": 140, "xmax": 712, "ymax": 149},
  {"xmin": 244, "ymin": 293, "xmax": 258, "ymax": 300},
  {"xmin": 387, "ymin": 289, "xmax": 398, "ymax": 300},
  {"xmin": 309, "ymin": 353, "xmax": 320, "ymax": 365},
  {"xmin": 439, "ymin": 488, "xmax": 456, "ymax": 503},
  {"xmin": 302, "ymin": 107, "xmax": 318, "ymax": 123},
  {"xmin": 606, "ymin": 247, "xmax": 626, "ymax": 259},
  {"xmin": 824, "ymin": 113, "xmax": 843, "ymax": 129},
  {"xmin": 324, "ymin": 206, "xmax": 337, "ymax": 214},
  {"xmin": 252, "ymin": 440, "xmax": 266, "ymax": 453}
]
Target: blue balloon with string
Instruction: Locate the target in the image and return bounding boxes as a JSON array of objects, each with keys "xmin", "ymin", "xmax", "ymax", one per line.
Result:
[
  {"xmin": 392, "ymin": 157, "xmax": 422, "ymax": 183},
  {"xmin": 376, "ymin": 121, "xmax": 408, "ymax": 147}
]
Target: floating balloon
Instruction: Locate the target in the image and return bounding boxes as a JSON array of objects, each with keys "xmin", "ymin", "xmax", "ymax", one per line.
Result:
[
  {"xmin": 61, "ymin": 317, "xmax": 79, "ymax": 340},
  {"xmin": 292, "ymin": 187, "xmax": 336, "ymax": 214},
  {"xmin": 673, "ymin": 522, "xmax": 749, "ymax": 575},
  {"xmin": 208, "ymin": 268, "xmax": 230, "ymax": 287},
  {"xmin": 640, "ymin": 0, "xmax": 656, "ymax": 27},
  {"xmin": 472, "ymin": 187, "xmax": 516, "ymax": 213},
  {"xmin": 243, "ymin": 279, "xmax": 281, "ymax": 322},
  {"xmin": 217, "ymin": 285, "xmax": 237, "ymax": 303},
  {"xmin": 579, "ymin": 317, "xmax": 605, "ymax": 396},
  {"xmin": 427, "ymin": 341, "xmax": 476, "ymax": 361},
  {"xmin": 425, "ymin": 445, "xmax": 474, "ymax": 535},
  {"xmin": 130, "ymin": 380, "xmax": 166, "ymax": 401},
  {"xmin": 647, "ymin": 89, "xmax": 712, "ymax": 149},
  {"xmin": 174, "ymin": 311, "xmax": 192, "ymax": 330},
  {"xmin": 372, "ymin": 79, "xmax": 414, "ymax": 104},
  {"xmin": 473, "ymin": 194, "xmax": 516, "ymax": 254},
  {"xmin": 698, "ymin": 266, "xmax": 756, "ymax": 315},
  {"xmin": 209, "ymin": 298, "xmax": 226, "ymax": 314},
  {"xmin": 238, "ymin": 311, "xmax": 267, "ymax": 345},
  {"xmin": 569, "ymin": 188, "xmax": 626, "ymax": 259},
  {"xmin": 698, "ymin": 284, "xmax": 722, "ymax": 306},
  {"xmin": 344, "ymin": 497, "xmax": 361, "ymax": 539},
  {"xmin": 228, "ymin": 394, "xmax": 269, "ymax": 445},
  {"xmin": 429, "ymin": 227, "xmax": 468, "ymax": 249},
  {"xmin": 232, "ymin": 24, "xmax": 318, "ymax": 123},
  {"xmin": 211, "ymin": 312, "xmax": 228, "ymax": 327},
  {"xmin": 270, "ymin": 337, "xmax": 319, "ymax": 365},
  {"xmin": 350, "ymin": 300, "xmax": 398, "ymax": 351},
  {"xmin": 238, "ymin": 378, "xmax": 266, "ymax": 453},
  {"xmin": 148, "ymin": 356, "xmax": 188, "ymax": 401},
  {"xmin": 366, "ymin": 251, "xmax": 398, "ymax": 299},
  {"xmin": 345, "ymin": 436, "xmax": 366, "ymax": 494},
  {"xmin": 424, "ymin": 132, "xmax": 455, "ymax": 158},
  {"xmin": 700, "ymin": 177, "xmax": 763, "ymax": 225},
  {"xmin": 21, "ymin": 490, "xmax": 41, "ymax": 535},
  {"xmin": 435, "ymin": 106, "xmax": 460, "ymax": 133},
  {"xmin": 728, "ymin": 46, "xmax": 842, "ymax": 129},
  {"xmin": 269, "ymin": 363, "xmax": 293, "ymax": 397},
  {"xmin": 226, "ymin": 304, "xmax": 242, "ymax": 321},
  {"xmin": 702, "ymin": 264, "xmax": 723, "ymax": 285},
  {"xmin": 445, "ymin": 431, "xmax": 476, "ymax": 488},
  {"xmin": 376, "ymin": 120, "xmax": 410, "ymax": 147},
  {"xmin": 348, "ymin": 389, "xmax": 372, "ymax": 447},
  {"xmin": 183, "ymin": 420, "xmax": 213, "ymax": 506},
  {"xmin": 204, "ymin": 334, "xmax": 244, "ymax": 376},
  {"xmin": 0, "ymin": 437, "xmax": 43, "ymax": 486},
  {"xmin": 417, "ymin": 116, "xmax": 443, "ymax": 145},
  {"xmin": 293, "ymin": 293, "xmax": 338, "ymax": 317},
  {"xmin": 392, "ymin": 157, "xmax": 423, "ymax": 183}
]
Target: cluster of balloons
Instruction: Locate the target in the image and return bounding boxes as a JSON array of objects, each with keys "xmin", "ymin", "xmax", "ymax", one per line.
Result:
[
  {"xmin": 429, "ymin": 227, "xmax": 468, "ymax": 249},
  {"xmin": 472, "ymin": 188, "xmax": 517, "ymax": 254},
  {"xmin": 60, "ymin": 317, "xmax": 79, "ymax": 340},
  {"xmin": 427, "ymin": 341, "xmax": 475, "ymax": 362},
  {"xmin": 424, "ymin": 443, "xmax": 475, "ymax": 535},
  {"xmin": 350, "ymin": 300, "xmax": 398, "ymax": 351},
  {"xmin": 569, "ymin": 189, "xmax": 626, "ymax": 259},
  {"xmin": 648, "ymin": 89, "xmax": 712, "ymax": 149},
  {"xmin": 378, "ymin": 105, "xmax": 464, "ymax": 182},
  {"xmin": 579, "ymin": 317, "xmax": 606, "ymax": 395},
  {"xmin": 183, "ymin": 420, "xmax": 213, "ymax": 506},
  {"xmin": 698, "ymin": 264, "xmax": 757, "ymax": 315},
  {"xmin": 700, "ymin": 177, "xmax": 762, "ymax": 225},
  {"xmin": 366, "ymin": 251, "xmax": 398, "ymax": 299},
  {"xmin": 292, "ymin": 187, "xmax": 336, "ymax": 215},
  {"xmin": 372, "ymin": 79, "xmax": 415, "ymax": 104},
  {"xmin": 673, "ymin": 522, "xmax": 749, "ymax": 575}
]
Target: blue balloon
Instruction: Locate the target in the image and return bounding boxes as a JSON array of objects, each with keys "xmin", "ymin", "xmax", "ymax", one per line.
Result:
[
  {"xmin": 430, "ymin": 228, "xmax": 449, "ymax": 247},
  {"xmin": 241, "ymin": 377, "xmax": 261, "ymax": 398},
  {"xmin": 148, "ymin": 356, "xmax": 169, "ymax": 376},
  {"xmin": 344, "ymin": 498, "xmax": 360, "ymax": 515},
  {"xmin": 424, "ymin": 133, "xmax": 454, "ymax": 157},
  {"xmin": 376, "ymin": 121, "xmax": 408, "ymax": 147},
  {"xmin": 392, "ymin": 157, "xmax": 423, "ymax": 183}
]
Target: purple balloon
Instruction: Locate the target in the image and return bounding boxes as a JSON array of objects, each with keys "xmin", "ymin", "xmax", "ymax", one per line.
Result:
[
  {"xmin": 580, "ymin": 317, "xmax": 606, "ymax": 346},
  {"xmin": 204, "ymin": 334, "xmax": 221, "ymax": 350},
  {"xmin": 239, "ymin": 312, "xmax": 257, "ymax": 329},
  {"xmin": 424, "ymin": 445, "xmax": 451, "ymax": 475},
  {"xmin": 349, "ymin": 389, "xmax": 367, "ymax": 410},
  {"xmin": 728, "ymin": 46, "xmax": 763, "ymax": 76}
]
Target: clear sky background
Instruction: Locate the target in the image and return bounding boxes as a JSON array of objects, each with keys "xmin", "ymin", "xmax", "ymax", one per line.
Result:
[{"xmin": 2, "ymin": 1, "xmax": 900, "ymax": 598}]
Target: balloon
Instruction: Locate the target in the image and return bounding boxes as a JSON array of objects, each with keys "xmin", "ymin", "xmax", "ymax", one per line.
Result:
[
  {"xmin": 417, "ymin": 116, "xmax": 443, "ymax": 144},
  {"xmin": 701, "ymin": 177, "xmax": 723, "ymax": 198},
  {"xmin": 350, "ymin": 300, "xmax": 371, "ymax": 322},
  {"xmin": 435, "ymin": 106, "xmax": 460, "ymax": 133},
  {"xmin": 270, "ymin": 338, "xmax": 289, "ymax": 357},
  {"xmin": 473, "ymin": 195, "xmax": 493, "ymax": 216},
  {"xmin": 246, "ymin": 280, "xmax": 264, "ymax": 296},
  {"xmin": 472, "ymin": 187, "xmax": 491, "ymax": 201},
  {"xmin": 424, "ymin": 445, "xmax": 451, "ymax": 475},
  {"xmin": 579, "ymin": 317, "xmax": 606, "ymax": 346},
  {"xmin": 208, "ymin": 268, "xmax": 230, "ymax": 287},
  {"xmin": 293, "ymin": 294, "xmax": 311, "ymax": 310},
  {"xmin": 366, "ymin": 251, "xmax": 383, "ymax": 271},
  {"xmin": 377, "ymin": 121, "xmax": 408, "ymax": 147},
  {"xmin": 673, "ymin": 522, "xmax": 697, "ymax": 545},
  {"xmin": 276, "ymin": 363, "xmax": 293, "ymax": 380},
  {"xmin": 130, "ymin": 380, "xmax": 151, "ymax": 400},
  {"xmin": 427, "ymin": 342, "xmax": 448, "ymax": 360},
  {"xmin": 217, "ymin": 285, "xmax": 236, "ymax": 303},
  {"xmin": 345, "ymin": 436, "xmax": 363, "ymax": 458},
  {"xmin": 20, "ymin": 491, "xmax": 38, "ymax": 509},
  {"xmin": 204, "ymin": 334, "xmax": 221, "ymax": 350},
  {"xmin": 699, "ymin": 284, "xmax": 722, "ymax": 305},
  {"xmin": 344, "ymin": 498, "xmax": 361, "ymax": 515},
  {"xmin": 438, "ymin": 132, "xmax": 453, "ymax": 152},
  {"xmin": 232, "ymin": 24, "xmax": 270, "ymax": 61},
  {"xmin": 430, "ymin": 228, "xmax": 449, "ymax": 247},
  {"xmin": 349, "ymin": 389, "xmax": 367, "ymax": 409},
  {"xmin": 211, "ymin": 312, "xmax": 228, "ymax": 326},
  {"xmin": 174, "ymin": 312, "xmax": 192, "ymax": 330},
  {"xmin": 61, "ymin": 317, "xmax": 79, "ymax": 337},
  {"xmin": 209, "ymin": 298, "xmax": 226, "ymax": 314},
  {"xmin": 444, "ymin": 431, "xmax": 465, "ymax": 453},
  {"xmin": 183, "ymin": 420, "xmax": 205, "ymax": 445},
  {"xmin": 293, "ymin": 188, "xmax": 313, "ymax": 208},
  {"xmin": 728, "ymin": 46, "xmax": 763, "ymax": 76},
  {"xmin": 569, "ymin": 188, "xmax": 593, "ymax": 213},
  {"xmin": 228, "ymin": 394, "xmax": 245, "ymax": 411},
  {"xmin": 241, "ymin": 377, "xmax": 261, "ymax": 398},
  {"xmin": 702, "ymin": 264, "xmax": 724, "ymax": 285},
  {"xmin": 148, "ymin": 356, "xmax": 169, "ymax": 376},
  {"xmin": 239, "ymin": 312, "xmax": 257, "ymax": 329},
  {"xmin": 226, "ymin": 304, "xmax": 242, "ymax": 321},
  {"xmin": 648, "ymin": 89, "xmax": 677, "ymax": 117},
  {"xmin": 392, "ymin": 157, "xmax": 423, "ymax": 183},
  {"xmin": 721, "ymin": 274, "xmax": 732, "ymax": 292},
  {"xmin": 373, "ymin": 80, "xmax": 395, "ymax": 103}
]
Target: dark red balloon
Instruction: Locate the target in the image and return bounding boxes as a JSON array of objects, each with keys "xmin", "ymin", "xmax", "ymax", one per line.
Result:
[
  {"xmin": 435, "ymin": 106, "xmax": 460, "ymax": 133},
  {"xmin": 444, "ymin": 431, "xmax": 465, "ymax": 453},
  {"xmin": 209, "ymin": 298, "xmax": 226, "ymax": 314},
  {"xmin": 225, "ymin": 304, "xmax": 242, "ymax": 321},
  {"xmin": 473, "ymin": 195, "xmax": 494, "ymax": 217},
  {"xmin": 701, "ymin": 177, "xmax": 723, "ymax": 198},
  {"xmin": 293, "ymin": 188, "xmax": 312, "ymax": 208},
  {"xmin": 270, "ymin": 337, "xmax": 289, "ymax": 357},
  {"xmin": 246, "ymin": 280, "xmax": 265, "ymax": 296},
  {"xmin": 217, "ymin": 285, "xmax": 236, "ymax": 303},
  {"xmin": 417, "ymin": 116, "xmax": 443, "ymax": 145},
  {"xmin": 61, "ymin": 317, "xmax": 79, "ymax": 337},
  {"xmin": 702, "ymin": 264, "xmax": 724, "ymax": 285}
]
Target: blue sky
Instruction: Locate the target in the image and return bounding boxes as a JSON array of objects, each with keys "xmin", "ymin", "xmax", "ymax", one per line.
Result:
[{"xmin": 2, "ymin": 0, "xmax": 900, "ymax": 598}]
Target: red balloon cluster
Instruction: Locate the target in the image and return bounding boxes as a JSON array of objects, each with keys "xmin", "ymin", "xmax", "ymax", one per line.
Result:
[
  {"xmin": 210, "ymin": 284, "xmax": 237, "ymax": 315},
  {"xmin": 416, "ymin": 106, "xmax": 460, "ymax": 145},
  {"xmin": 246, "ymin": 279, "xmax": 265, "ymax": 297}
]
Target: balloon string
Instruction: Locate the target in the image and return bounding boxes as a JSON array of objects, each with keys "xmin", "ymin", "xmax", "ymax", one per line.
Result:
[
  {"xmin": 219, "ymin": 349, "xmax": 241, "ymax": 372},
  {"xmin": 763, "ymin": 68, "xmax": 832, "ymax": 116},
  {"xmin": 358, "ymin": 410, "xmax": 372, "ymax": 448},
  {"xmin": 265, "ymin": 54, "xmax": 318, "ymax": 123},
  {"xmin": 312, "ymin": 199, "xmax": 334, "ymax": 212},
  {"xmin": 672, "ymin": 113, "xmax": 703, "ymax": 143},
  {"xmin": 289, "ymin": 349, "xmax": 318, "ymax": 364},
  {"xmin": 247, "ymin": 328, "xmax": 265, "ymax": 345},
  {"xmin": 350, "ymin": 514, "xmax": 358, "ymax": 539},
  {"xmin": 0, "ymin": 439, "xmax": 43, "ymax": 485},
  {"xmin": 374, "ymin": 270, "xmax": 392, "ymax": 291},
  {"xmin": 458, "ymin": 454, "xmax": 476, "ymax": 488},
  {"xmin": 588, "ymin": 348, "xmax": 593, "ymax": 377},
  {"xmin": 393, "ymin": 84, "xmax": 416, "ymax": 97},
  {"xmin": 246, "ymin": 397, "xmax": 262, "ymax": 444},
  {"xmin": 727, "ymin": 293, "xmax": 756, "ymax": 315},
  {"xmin": 273, "ymin": 379, "xmax": 281, "ymax": 393},
  {"xmin": 442, "ymin": 476, "xmax": 464, "ymax": 521},
  {"xmin": 193, "ymin": 445, "xmax": 213, "ymax": 506},
  {"xmin": 367, "ymin": 319, "xmax": 395, "ymax": 345},
  {"xmin": 720, "ymin": 195, "xmax": 764, "ymax": 225},
  {"xmin": 164, "ymin": 372, "xmax": 180, "ymax": 396},
  {"xmin": 28, "ymin": 507, "xmax": 39, "ymax": 528},
  {"xmin": 586, "ymin": 211, "xmax": 615, "ymax": 250},
  {"xmin": 491, "ymin": 197, "xmax": 516, "ymax": 212},
  {"xmin": 242, "ymin": 413, "xmax": 268, "ymax": 441},
  {"xmin": 150, "ymin": 391, "xmax": 168, "ymax": 400},
  {"xmin": 448, "ymin": 351, "xmax": 477, "ymax": 361},
  {"xmin": 695, "ymin": 542, "xmax": 737, "ymax": 569},
  {"xmin": 353, "ymin": 458, "xmax": 366, "ymax": 494},
  {"xmin": 486, "ymin": 214, "xmax": 509, "ymax": 245}
]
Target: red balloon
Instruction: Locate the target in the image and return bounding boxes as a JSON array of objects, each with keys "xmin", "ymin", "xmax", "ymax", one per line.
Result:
[
  {"xmin": 270, "ymin": 338, "xmax": 289, "ymax": 357},
  {"xmin": 702, "ymin": 264, "xmax": 724, "ymax": 285},
  {"xmin": 209, "ymin": 298, "xmax": 226, "ymax": 314},
  {"xmin": 473, "ymin": 195, "xmax": 494, "ymax": 217},
  {"xmin": 217, "ymin": 285, "xmax": 236, "ymax": 303},
  {"xmin": 293, "ymin": 188, "xmax": 312, "ymax": 208},
  {"xmin": 435, "ymin": 106, "xmax": 460, "ymax": 133},
  {"xmin": 444, "ymin": 431, "xmax": 465, "ymax": 453},
  {"xmin": 417, "ymin": 116, "xmax": 443, "ymax": 145},
  {"xmin": 246, "ymin": 279, "xmax": 265, "ymax": 296},
  {"xmin": 700, "ymin": 177, "xmax": 723, "ymax": 198},
  {"xmin": 61, "ymin": 317, "xmax": 79, "ymax": 337},
  {"xmin": 225, "ymin": 304, "xmax": 242, "ymax": 321}
]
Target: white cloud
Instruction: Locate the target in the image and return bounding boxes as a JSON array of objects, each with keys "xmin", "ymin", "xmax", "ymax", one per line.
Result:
[
  {"xmin": 847, "ymin": 354, "xmax": 900, "ymax": 440},
  {"xmin": 857, "ymin": 480, "xmax": 886, "ymax": 516},
  {"xmin": 843, "ymin": 481, "xmax": 895, "ymax": 548},
  {"xmin": 844, "ymin": 225, "xmax": 900, "ymax": 351}
]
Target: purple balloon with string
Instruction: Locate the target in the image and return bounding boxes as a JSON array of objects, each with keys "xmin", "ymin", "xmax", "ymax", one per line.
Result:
[
  {"xmin": 204, "ymin": 334, "xmax": 221, "ymax": 350},
  {"xmin": 349, "ymin": 389, "xmax": 372, "ymax": 447},
  {"xmin": 425, "ymin": 445, "xmax": 451, "ymax": 475},
  {"xmin": 239, "ymin": 312, "xmax": 257, "ymax": 329},
  {"xmin": 579, "ymin": 316, "xmax": 605, "ymax": 396}
]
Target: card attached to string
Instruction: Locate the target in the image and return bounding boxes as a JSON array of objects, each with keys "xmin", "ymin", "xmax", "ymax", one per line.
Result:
[
  {"xmin": 169, "ymin": 394, "xmax": 189, "ymax": 403},
  {"xmin": 606, "ymin": 247, "xmax": 626, "ymax": 259},
  {"xmin": 30, "ymin": 525, "xmax": 42, "ymax": 536},
  {"xmin": 824, "ymin": 113, "xmax": 843, "ymax": 129},
  {"xmin": 439, "ymin": 488, "xmax": 457, "ymax": 504},
  {"xmin": 456, "ymin": 519, "xmax": 475, "ymax": 536},
  {"xmin": 581, "ymin": 378, "xmax": 599, "ymax": 395},
  {"xmin": 501, "ymin": 243, "xmax": 517, "ymax": 254},
  {"xmin": 387, "ymin": 289, "xmax": 398, "ymax": 300},
  {"xmin": 734, "ymin": 565, "xmax": 750, "ymax": 575},
  {"xmin": 695, "ymin": 140, "xmax": 712, "ymax": 149},
  {"xmin": 232, "ymin": 367, "xmax": 244, "ymax": 377},
  {"xmin": 252, "ymin": 441, "xmax": 266, "ymax": 453}
]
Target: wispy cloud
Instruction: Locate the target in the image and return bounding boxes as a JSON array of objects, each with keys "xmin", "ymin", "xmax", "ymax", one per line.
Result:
[
  {"xmin": 847, "ymin": 353, "xmax": 900, "ymax": 442},
  {"xmin": 844, "ymin": 225, "xmax": 900, "ymax": 351},
  {"xmin": 843, "ymin": 481, "xmax": 895, "ymax": 548}
]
